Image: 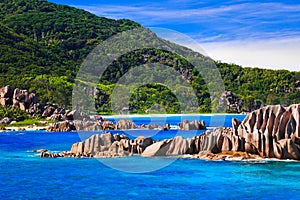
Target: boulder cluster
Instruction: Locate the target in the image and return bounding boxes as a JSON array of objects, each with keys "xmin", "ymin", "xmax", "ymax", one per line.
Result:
[
  {"xmin": 232, "ymin": 104, "xmax": 300, "ymax": 160},
  {"xmin": 219, "ymin": 90, "xmax": 263, "ymax": 113},
  {"xmin": 41, "ymin": 104, "xmax": 300, "ymax": 161},
  {"xmin": 192, "ymin": 104, "xmax": 300, "ymax": 160},
  {"xmin": 46, "ymin": 119, "xmax": 205, "ymax": 132},
  {"xmin": 0, "ymin": 85, "xmax": 76, "ymax": 122},
  {"xmin": 178, "ymin": 120, "xmax": 206, "ymax": 130},
  {"xmin": 41, "ymin": 132, "xmax": 154, "ymax": 158},
  {"xmin": 0, "ymin": 85, "xmax": 38, "ymax": 112}
]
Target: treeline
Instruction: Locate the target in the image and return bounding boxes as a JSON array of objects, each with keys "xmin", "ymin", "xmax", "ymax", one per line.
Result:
[{"xmin": 217, "ymin": 62, "xmax": 300, "ymax": 107}]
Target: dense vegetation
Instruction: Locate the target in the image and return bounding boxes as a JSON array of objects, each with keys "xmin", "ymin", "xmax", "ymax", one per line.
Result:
[
  {"xmin": 217, "ymin": 63, "xmax": 300, "ymax": 109},
  {"xmin": 0, "ymin": 0, "xmax": 299, "ymax": 115},
  {"xmin": 0, "ymin": 105, "xmax": 30, "ymax": 122},
  {"xmin": 0, "ymin": 0, "xmax": 139, "ymax": 107}
]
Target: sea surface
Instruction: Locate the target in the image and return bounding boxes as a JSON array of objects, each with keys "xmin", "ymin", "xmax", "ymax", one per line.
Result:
[{"xmin": 1, "ymin": 114, "xmax": 300, "ymax": 199}]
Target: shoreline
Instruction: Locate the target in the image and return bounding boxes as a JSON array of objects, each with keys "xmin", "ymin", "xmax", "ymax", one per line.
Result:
[
  {"xmin": 0, "ymin": 113, "xmax": 241, "ymax": 132},
  {"xmin": 103, "ymin": 113, "xmax": 246, "ymax": 118},
  {"xmin": 1, "ymin": 125, "xmax": 48, "ymax": 132}
]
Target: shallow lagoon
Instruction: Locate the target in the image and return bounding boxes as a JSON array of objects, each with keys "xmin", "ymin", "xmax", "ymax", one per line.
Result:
[{"xmin": 1, "ymin": 114, "xmax": 300, "ymax": 199}]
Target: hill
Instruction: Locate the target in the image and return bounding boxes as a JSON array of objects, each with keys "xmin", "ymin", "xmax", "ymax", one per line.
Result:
[{"xmin": 0, "ymin": 0, "xmax": 299, "ymax": 115}]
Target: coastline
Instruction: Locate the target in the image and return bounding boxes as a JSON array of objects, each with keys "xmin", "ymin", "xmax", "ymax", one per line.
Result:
[
  {"xmin": 102, "ymin": 113, "xmax": 246, "ymax": 118},
  {"xmin": 1, "ymin": 125, "xmax": 48, "ymax": 132},
  {"xmin": 0, "ymin": 113, "xmax": 244, "ymax": 132}
]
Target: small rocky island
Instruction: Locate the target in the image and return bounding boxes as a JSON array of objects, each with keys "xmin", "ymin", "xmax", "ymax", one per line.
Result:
[{"xmin": 41, "ymin": 104, "xmax": 300, "ymax": 161}]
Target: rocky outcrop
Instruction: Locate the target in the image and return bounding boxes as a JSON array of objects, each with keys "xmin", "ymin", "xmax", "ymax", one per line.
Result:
[
  {"xmin": 0, "ymin": 117, "xmax": 11, "ymax": 125},
  {"xmin": 46, "ymin": 119, "xmax": 173, "ymax": 132},
  {"xmin": 142, "ymin": 136, "xmax": 195, "ymax": 157},
  {"xmin": 178, "ymin": 120, "xmax": 206, "ymax": 130},
  {"xmin": 13, "ymin": 88, "xmax": 38, "ymax": 111},
  {"xmin": 0, "ymin": 85, "xmax": 80, "ymax": 122},
  {"xmin": 115, "ymin": 119, "xmax": 136, "ymax": 130},
  {"xmin": 218, "ymin": 90, "xmax": 263, "ymax": 113},
  {"xmin": 0, "ymin": 85, "xmax": 38, "ymax": 111},
  {"xmin": 235, "ymin": 104, "xmax": 300, "ymax": 159},
  {"xmin": 42, "ymin": 104, "xmax": 300, "ymax": 161},
  {"xmin": 0, "ymin": 85, "xmax": 13, "ymax": 106},
  {"xmin": 68, "ymin": 133, "xmax": 153, "ymax": 158},
  {"xmin": 195, "ymin": 104, "xmax": 300, "ymax": 160},
  {"xmin": 46, "ymin": 121, "xmax": 77, "ymax": 132},
  {"xmin": 41, "ymin": 133, "xmax": 155, "ymax": 158},
  {"xmin": 46, "ymin": 120, "xmax": 103, "ymax": 132},
  {"xmin": 130, "ymin": 136, "xmax": 154, "ymax": 154},
  {"xmin": 219, "ymin": 91, "xmax": 243, "ymax": 113},
  {"xmin": 141, "ymin": 104, "xmax": 300, "ymax": 160}
]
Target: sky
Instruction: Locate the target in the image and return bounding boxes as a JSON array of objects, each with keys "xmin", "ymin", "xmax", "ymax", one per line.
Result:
[{"xmin": 49, "ymin": 0, "xmax": 300, "ymax": 71}]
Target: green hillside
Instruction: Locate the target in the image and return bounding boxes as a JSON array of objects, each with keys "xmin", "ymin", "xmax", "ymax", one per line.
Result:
[{"xmin": 0, "ymin": 0, "xmax": 299, "ymax": 114}]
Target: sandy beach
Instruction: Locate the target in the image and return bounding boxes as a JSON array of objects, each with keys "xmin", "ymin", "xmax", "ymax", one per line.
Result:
[{"xmin": 1, "ymin": 125, "xmax": 49, "ymax": 132}]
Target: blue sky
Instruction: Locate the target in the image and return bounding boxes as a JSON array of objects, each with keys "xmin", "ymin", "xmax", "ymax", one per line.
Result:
[{"xmin": 49, "ymin": 0, "xmax": 300, "ymax": 71}]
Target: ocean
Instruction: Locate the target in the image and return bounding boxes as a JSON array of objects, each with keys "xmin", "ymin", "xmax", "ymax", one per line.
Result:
[{"xmin": 1, "ymin": 114, "xmax": 300, "ymax": 199}]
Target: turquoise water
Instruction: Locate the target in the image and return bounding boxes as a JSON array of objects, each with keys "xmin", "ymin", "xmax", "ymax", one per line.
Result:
[{"xmin": 1, "ymin": 115, "xmax": 300, "ymax": 199}]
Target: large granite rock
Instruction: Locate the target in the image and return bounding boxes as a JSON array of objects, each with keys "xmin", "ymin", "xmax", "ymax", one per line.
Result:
[
  {"xmin": 235, "ymin": 104, "xmax": 300, "ymax": 159},
  {"xmin": 218, "ymin": 90, "xmax": 263, "ymax": 113},
  {"xmin": 71, "ymin": 133, "xmax": 114, "ymax": 155},
  {"xmin": 142, "ymin": 104, "xmax": 300, "ymax": 160},
  {"xmin": 130, "ymin": 136, "xmax": 154, "ymax": 154},
  {"xmin": 46, "ymin": 121, "xmax": 77, "ymax": 132},
  {"xmin": 13, "ymin": 88, "xmax": 38, "ymax": 111},
  {"xmin": 102, "ymin": 120, "xmax": 115, "ymax": 130},
  {"xmin": 0, "ymin": 85, "xmax": 13, "ymax": 99},
  {"xmin": 56, "ymin": 133, "xmax": 154, "ymax": 158},
  {"xmin": 142, "ymin": 136, "xmax": 195, "ymax": 157},
  {"xmin": 178, "ymin": 120, "xmax": 206, "ymax": 130},
  {"xmin": 0, "ymin": 85, "xmax": 13, "ymax": 106},
  {"xmin": 0, "ymin": 85, "xmax": 80, "ymax": 122},
  {"xmin": 219, "ymin": 91, "xmax": 243, "ymax": 113},
  {"xmin": 115, "ymin": 119, "xmax": 136, "ymax": 130},
  {"xmin": 196, "ymin": 104, "xmax": 300, "ymax": 160}
]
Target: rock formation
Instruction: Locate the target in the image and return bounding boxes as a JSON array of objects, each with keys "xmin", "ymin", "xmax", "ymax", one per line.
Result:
[
  {"xmin": 178, "ymin": 120, "xmax": 206, "ymax": 130},
  {"xmin": 218, "ymin": 90, "xmax": 263, "ymax": 113},
  {"xmin": 234, "ymin": 104, "xmax": 300, "ymax": 159},
  {"xmin": 0, "ymin": 85, "xmax": 79, "ymax": 122},
  {"xmin": 41, "ymin": 132, "xmax": 154, "ymax": 158},
  {"xmin": 193, "ymin": 104, "xmax": 300, "ymax": 160},
  {"xmin": 0, "ymin": 85, "xmax": 38, "ymax": 111},
  {"xmin": 115, "ymin": 119, "xmax": 136, "ymax": 130},
  {"xmin": 0, "ymin": 85, "xmax": 13, "ymax": 106},
  {"xmin": 42, "ymin": 104, "xmax": 300, "ymax": 161},
  {"xmin": 142, "ymin": 136, "xmax": 195, "ymax": 157},
  {"xmin": 47, "ymin": 119, "xmax": 173, "ymax": 132}
]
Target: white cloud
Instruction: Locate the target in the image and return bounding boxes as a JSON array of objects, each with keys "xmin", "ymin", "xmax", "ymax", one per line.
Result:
[
  {"xmin": 202, "ymin": 38, "xmax": 300, "ymax": 71},
  {"xmin": 72, "ymin": 2, "xmax": 300, "ymax": 71},
  {"xmin": 152, "ymin": 28, "xmax": 300, "ymax": 71},
  {"xmin": 75, "ymin": 3, "xmax": 300, "ymax": 24}
]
